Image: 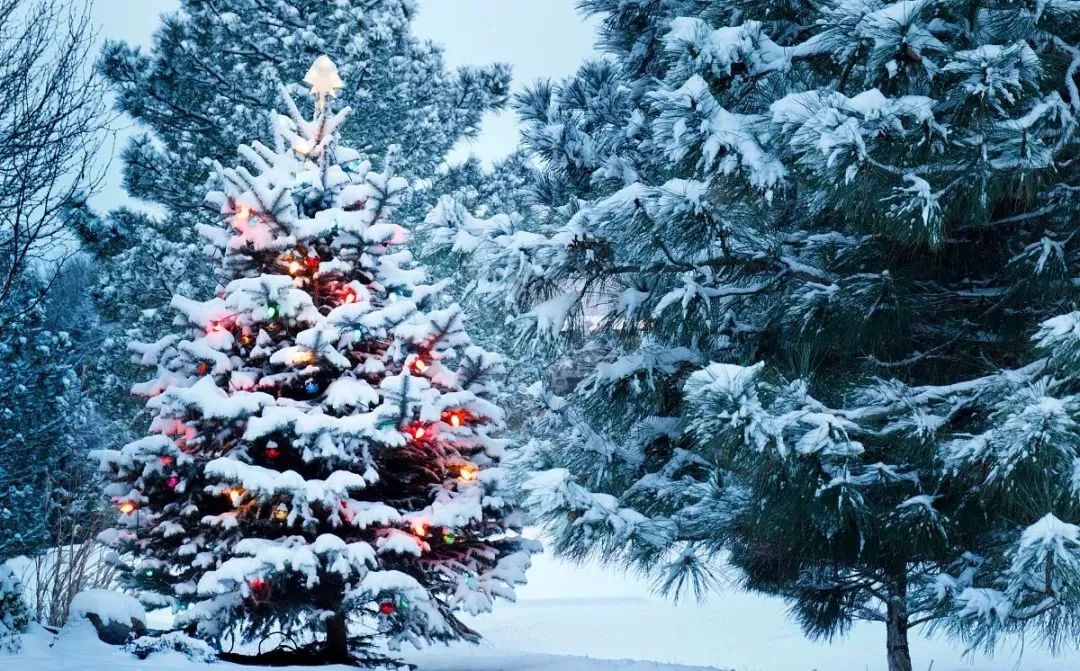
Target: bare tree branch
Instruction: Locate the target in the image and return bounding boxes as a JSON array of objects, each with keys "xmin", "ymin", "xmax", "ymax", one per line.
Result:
[{"xmin": 0, "ymin": 0, "xmax": 108, "ymax": 313}]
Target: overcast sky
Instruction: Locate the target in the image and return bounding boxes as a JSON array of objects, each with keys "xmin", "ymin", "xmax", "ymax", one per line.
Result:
[{"xmin": 84, "ymin": 0, "xmax": 598, "ymax": 210}]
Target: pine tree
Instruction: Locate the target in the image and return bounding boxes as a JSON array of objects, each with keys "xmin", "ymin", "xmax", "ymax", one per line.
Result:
[
  {"xmin": 92, "ymin": 58, "xmax": 535, "ymax": 665},
  {"xmin": 459, "ymin": 3, "xmax": 1080, "ymax": 671},
  {"xmin": 82, "ymin": 0, "xmax": 511, "ymax": 448},
  {"xmin": 1, "ymin": 259, "xmax": 110, "ymax": 565}
]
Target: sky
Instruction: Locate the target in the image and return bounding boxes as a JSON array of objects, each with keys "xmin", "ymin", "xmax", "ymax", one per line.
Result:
[{"xmin": 83, "ymin": 0, "xmax": 599, "ymax": 211}]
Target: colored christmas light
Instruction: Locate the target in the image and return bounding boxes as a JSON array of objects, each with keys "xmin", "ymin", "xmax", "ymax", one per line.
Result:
[
  {"xmin": 379, "ymin": 601, "xmax": 395, "ymax": 615},
  {"xmin": 289, "ymin": 349, "xmax": 317, "ymax": 366},
  {"xmin": 411, "ymin": 520, "xmax": 429, "ymax": 537},
  {"xmin": 264, "ymin": 446, "xmax": 281, "ymax": 460},
  {"xmin": 118, "ymin": 500, "xmax": 137, "ymax": 514},
  {"xmin": 293, "ymin": 137, "xmax": 314, "ymax": 156},
  {"xmin": 304, "ymin": 379, "xmax": 320, "ymax": 394},
  {"xmin": 413, "ymin": 426, "xmax": 427, "ymax": 440},
  {"xmin": 167, "ymin": 475, "xmax": 180, "ymax": 490},
  {"xmin": 248, "ymin": 578, "xmax": 271, "ymax": 602},
  {"xmin": 442, "ymin": 531, "xmax": 457, "ymax": 545},
  {"xmin": 196, "ymin": 361, "xmax": 210, "ymax": 376},
  {"xmin": 160, "ymin": 455, "xmax": 173, "ymax": 466},
  {"xmin": 410, "ymin": 356, "xmax": 429, "ymax": 374},
  {"xmin": 266, "ymin": 303, "xmax": 280, "ymax": 320},
  {"xmin": 457, "ymin": 464, "xmax": 479, "ymax": 483},
  {"xmin": 304, "ymin": 254, "xmax": 320, "ymax": 271},
  {"xmin": 339, "ymin": 287, "xmax": 357, "ymax": 304},
  {"xmin": 273, "ymin": 505, "xmax": 289, "ymax": 522},
  {"xmin": 227, "ymin": 487, "xmax": 245, "ymax": 507}
]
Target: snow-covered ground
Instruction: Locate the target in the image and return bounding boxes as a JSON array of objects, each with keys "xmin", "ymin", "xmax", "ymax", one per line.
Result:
[
  {"xmin": 6, "ymin": 551, "xmax": 1080, "ymax": 671},
  {"xmin": 9, "ymin": 621, "xmax": 719, "ymax": 671},
  {"xmin": 440, "ymin": 553, "xmax": 1080, "ymax": 671}
]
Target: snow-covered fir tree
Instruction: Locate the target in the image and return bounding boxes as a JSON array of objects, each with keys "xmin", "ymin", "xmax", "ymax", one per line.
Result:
[
  {"xmin": 92, "ymin": 58, "xmax": 535, "ymax": 665},
  {"xmin": 414, "ymin": 152, "xmax": 544, "ymax": 435},
  {"xmin": 81, "ymin": 0, "xmax": 511, "ymax": 448},
  {"xmin": 431, "ymin": 2, "xmax": 1080, "ymax": 671},
  {"xmin": 0, "ymin": 259, "xmax": 111, "ymax": 564}
]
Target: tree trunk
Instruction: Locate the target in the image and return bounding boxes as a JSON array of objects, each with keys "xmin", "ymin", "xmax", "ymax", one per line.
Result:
[
  {"xmin": 324, "ymin": 612, "xmax": 350, "ymax": 663},
  {"xmin": 885, "ymin": 573, "xmax": 913, "ymax": 671}
]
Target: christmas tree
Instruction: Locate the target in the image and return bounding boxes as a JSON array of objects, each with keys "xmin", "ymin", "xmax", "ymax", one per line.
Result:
[
  {"xmin": 93, "ymin": 57, "xmax": 535, "ymax": 665},
  {"xmin": 442, "ymin": 2, "xmax": 1080, "ymax": 671}
]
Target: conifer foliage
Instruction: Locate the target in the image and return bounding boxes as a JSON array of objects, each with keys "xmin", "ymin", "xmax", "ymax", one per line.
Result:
[
  {"xmin": 436, "ymin": 2, "xmax": 1080, "ymax": 670},
  {"xmin": 82, "ymin": 0, "xmax": 511, "ymax": 452},
  {"xmin": 93, "ymin": 58, "xmax": 535, "ymax": 665}
]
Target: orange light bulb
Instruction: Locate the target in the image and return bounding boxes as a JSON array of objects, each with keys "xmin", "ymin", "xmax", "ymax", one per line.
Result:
[
  {"xmin": 458, "ymin": 465, "xmax": 478, "ymax": 482},
  {"xmin": 289, "ymin": 349, "xmax": 317, "ymax": 366},
  {"xmin": 413, "ymin": 426, "xmax": 426, "ymax": 440},
  {"xmin": 118, "ymin": 500, "xmax": 137, "ymax": 514},
  {"xmin": 227, "ymin": 487, "xmax": 245, "ymax": 507}
]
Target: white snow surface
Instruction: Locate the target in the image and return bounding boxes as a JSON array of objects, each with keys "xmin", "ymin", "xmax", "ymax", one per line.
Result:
[
  {"xmin": 7, "ymin": 552, "xmax": 1080, "ymax": 670},
  {"xmin": 68, "ymin": 589, "xmax": 146, "ymax": 626}
]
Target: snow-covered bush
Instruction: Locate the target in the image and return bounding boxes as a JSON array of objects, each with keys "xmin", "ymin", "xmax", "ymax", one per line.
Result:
[
  {"xmin": 0, "ymin": 566, "xmax": 29, "ymax": 653},
  {"xmin": 127, "ymin": 631, "xmax": 216, "ymax": 663}
]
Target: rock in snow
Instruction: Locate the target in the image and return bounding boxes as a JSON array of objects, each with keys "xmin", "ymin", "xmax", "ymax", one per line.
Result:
[{"xmin": 68, "ymin": 590, "xmax": 148, "ymax": 645}]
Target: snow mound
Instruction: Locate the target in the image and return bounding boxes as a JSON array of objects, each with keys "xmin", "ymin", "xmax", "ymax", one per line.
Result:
[{"xmin": 69, "ymin": 590, "xmax": 146, "ymax": 626}]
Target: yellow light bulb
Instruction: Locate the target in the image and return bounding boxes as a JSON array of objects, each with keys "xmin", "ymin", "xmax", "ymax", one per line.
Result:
[{"xmin": 227, "ymin": 487, "xmax": 245, "ymax": 507}]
